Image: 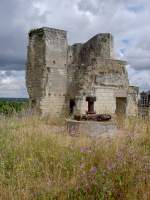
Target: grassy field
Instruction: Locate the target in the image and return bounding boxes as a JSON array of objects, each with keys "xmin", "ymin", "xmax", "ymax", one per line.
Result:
[
  {"xmin": 0, "ymin": 99, "xmax": 28, "ymax": 116},
  {"xmin": 0, "ymin": 114, "xmax": 150, "ymax": 200}
]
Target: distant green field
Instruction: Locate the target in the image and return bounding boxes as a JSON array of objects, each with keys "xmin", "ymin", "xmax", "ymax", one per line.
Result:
[{"xmin": 0, "ymin": 98, "xmax": 29, "ymax": 115}]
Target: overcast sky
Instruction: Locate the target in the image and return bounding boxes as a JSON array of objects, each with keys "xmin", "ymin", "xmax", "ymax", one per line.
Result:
[{"xmin": 0, "ymin": 0, "xmax": 150, "ymax": 97}]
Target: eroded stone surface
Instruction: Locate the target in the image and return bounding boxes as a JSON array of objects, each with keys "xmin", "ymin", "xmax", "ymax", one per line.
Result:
[
  {"xmin": 26, "ymin": 27, "xmax": 139, "ymax": 117},
  {"xmin": 66, "ymin": 119, "xmax": 117, "ymax": 137}
]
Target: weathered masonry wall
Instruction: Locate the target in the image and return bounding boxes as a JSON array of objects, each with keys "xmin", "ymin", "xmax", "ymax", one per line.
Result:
[
  {"xmin": 126, "ymin": 86, "xmax": 139, "ymax": 116},
  {"xmin": 41, "ymin": 28, "xmax": 68, "ymax": 116},
  {"xmin": 67, "ymin": 57, "xmax": 130, "ymax": 115},
  {"xmin": 26, "ymin": 29, "xmax": 46, "ymax": 110},
  {"xmin": 79, "ymin": 33, "xmax": 114, "ymax": 65},
  {"xmin": 71, "ymin": 86, "xmax": 138, "ymax": 116},
  {"xmin": 72, "ymin": 87, "xmax": 116, "ymax": 115},
  {"xmin": 26, "ymin": 27, "xmax": 139, "ymax": 117},
  {"xmin": 26, "ymin": 28, "xmax": 68, "ymax": 115}
]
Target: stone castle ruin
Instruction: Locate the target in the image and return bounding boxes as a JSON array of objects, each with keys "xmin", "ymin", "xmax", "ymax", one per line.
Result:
[{"xmin": 26, "ymin": 27, "xmax": 138, "ymax": 117}]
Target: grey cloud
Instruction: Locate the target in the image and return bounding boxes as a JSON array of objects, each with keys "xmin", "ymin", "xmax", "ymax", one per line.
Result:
[
  {"xmin": 77, "ymin": 0, "xmax": 99, "ymax": 14},
  {"xmin": 128, "ymin": 68, "xmax": 150, "ymax": 91},
  {"xmin": 0, "ymin": 63, "xmax": 25, "ymax": 71},
  {"xmin": 0, "ymin": 0, "xmax": 150, "ymax": 96},
  {"xmin": 1, "ymin": 0, "xmax": 150, "ymax": 71},
  {"xmin": 77, "ymin": 0, "xmax": 123, "ymax": 16},
  {"xmin": 0, "ymin": 0, "xmax": 47, "ymax": 71},
  {"xmin": 0, "ymin": 70, "xmax": 28, "ymax": 97},
  {"xmin": 128, "ymin": 58, "xmax": 150, "ymax": 71}
]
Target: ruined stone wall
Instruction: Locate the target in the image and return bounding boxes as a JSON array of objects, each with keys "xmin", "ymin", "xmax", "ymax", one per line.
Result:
[
  {"xmin": 67, "ymin": 56, "xmax": 129, "ymax": 115},
  {"xmin": 26, "ymin": 27, "xmax": 68, "ymax": 116},
  {"xmin": 73, "ymin": 87, "xmax": 116, "ymax": 115},
  {"xmin": 26, "ymin": 28, "xmax": 46, "ymax": 110},
  {"xmin": 94, "ymin": 59, "xmax": 129, "ymax": 87},
  {"xmin": 79, "ymin": 33, "xmax": 114, "ymax": 65},
  {"xmin": 126, "ymin": 86, "xmax": 139, "ymax": 116},
  {"xmin": 66, "ymin": 33, "xmax": 136, "ymax": 116},
  {"xmin": 26, "ymin": 27, "xmax": 138, "ymax": 117},
  {"xmin": 41, "ymin": 28, "xmax": 68, "ymax": 116}
]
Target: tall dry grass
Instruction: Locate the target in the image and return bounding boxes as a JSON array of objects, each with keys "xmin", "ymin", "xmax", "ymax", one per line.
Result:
[{"xmin": 0, "ymin": 115, "xmax": 150, "ymax": 200}]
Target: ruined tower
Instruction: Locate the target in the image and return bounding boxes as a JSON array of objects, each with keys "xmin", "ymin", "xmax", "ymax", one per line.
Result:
[
  {"xmin": 26, "ymin": 28, "xmax": 68, "ymax": 115},
  {"xmin": 26, "ymin": 27, "xmax": 138, "ymax": 117}
]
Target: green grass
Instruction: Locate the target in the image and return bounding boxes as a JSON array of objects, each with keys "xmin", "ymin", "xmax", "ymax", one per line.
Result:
[
  {"xmin": 0, "ymin": 115, "xmax": 150, "ymax": 199},
  {"xmin": 0, "ymin": 100, "xmax": 28, "ymax": 116}
]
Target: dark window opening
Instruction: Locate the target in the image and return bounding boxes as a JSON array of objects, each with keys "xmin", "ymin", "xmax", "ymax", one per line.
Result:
[
  {"xmin": 116, "ymin": 97, "xmax": 127, "ymax": 116},
  {"xmin": 148, "ymin": 95, "xmax": 150, "ymax": 106},
  {"xmin": 69, "ymin": 99, "xmax": 75, "ymax": 114},
  {"xmin": 31, "ymin": 99, "xmax": 36, "ymax": 108},
  {"xmin": 47, "ymin": 67, "xmax": 50, "ymax": 72},
  {"xmin": 53, "ymin": 60, "xmax": 56, "ymax": 64}
]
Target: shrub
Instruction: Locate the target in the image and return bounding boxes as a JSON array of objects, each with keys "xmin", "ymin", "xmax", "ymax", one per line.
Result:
[{"xmin": 0, "ymin": 100, "xmax": 28, "ymax": 116}]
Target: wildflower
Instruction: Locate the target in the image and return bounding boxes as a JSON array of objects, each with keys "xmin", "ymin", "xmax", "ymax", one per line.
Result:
[
  {"xmin": 90, "ymin": 166, "xmax": 97, "ymax": 174},
  {"xmin": 116, "ymin": 152, "xmax": 124, "ymax": 161},
  {"xmin": 107, "ymin": 163, "xmax": 116, "ymax": 171},
  {"xmin": 80, "ymin": 163, "xmax": 85, "ymax": 169},
  {"xmin": 80, "ymin": 147, "xmax": 92, "ymax": 153},
  {"xmin": 80, "ymin": 147, "xmax": 87, "ymax": 152},
  {"xmin": 107, "ymin": 163, "xmax": 113, "ymax": 171}
]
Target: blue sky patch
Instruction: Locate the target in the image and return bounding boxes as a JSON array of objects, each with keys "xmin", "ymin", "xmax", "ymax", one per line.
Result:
[
  {"xmin": 127, "ymin": 4, "xmax": 144, "ymax": 13},
  {"xmin": 122, "ymin": 38, "xmax": 130, "ymax": 45}
]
